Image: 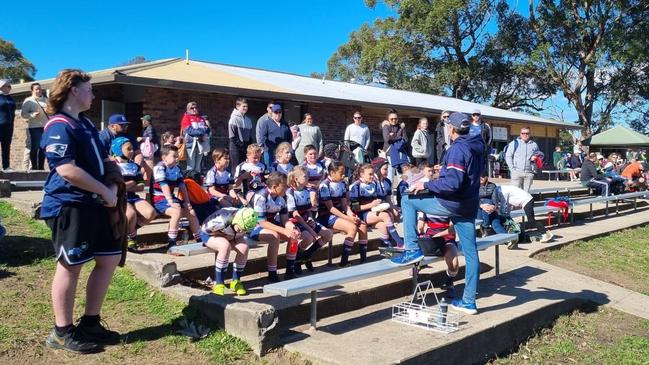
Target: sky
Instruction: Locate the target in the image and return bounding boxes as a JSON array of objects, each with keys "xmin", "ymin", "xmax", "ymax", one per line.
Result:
[{"xmin": 2, "ymin": 0, "xmax": 576, "ymax": 122}]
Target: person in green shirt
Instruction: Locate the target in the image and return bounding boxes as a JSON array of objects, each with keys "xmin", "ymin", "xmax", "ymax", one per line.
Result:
[{"xmin": 552, "ymin": 146, "xmax": 563, "ymax": 169}]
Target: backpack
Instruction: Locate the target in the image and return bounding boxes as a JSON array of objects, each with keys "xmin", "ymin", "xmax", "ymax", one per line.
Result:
[{"xmin": 178, "ymin": 178, "xmax": 211, "ymax": 205}]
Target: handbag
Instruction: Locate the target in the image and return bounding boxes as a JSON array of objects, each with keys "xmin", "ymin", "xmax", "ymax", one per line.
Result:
[
  {"xmin": 177, "ymin": 142, "xmax": 187, "ymax": 161},
  {"xmin": 140, "ymin": 137, "xmax": 157, "ymax": 159}
]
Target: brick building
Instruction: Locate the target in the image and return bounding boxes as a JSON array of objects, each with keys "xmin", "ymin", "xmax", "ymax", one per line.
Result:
[{"xmin": 8, "ymin": 58, "xmax": 580, "ymax": 170}]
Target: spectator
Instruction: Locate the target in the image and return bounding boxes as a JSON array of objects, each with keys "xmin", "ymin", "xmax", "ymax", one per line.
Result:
[
  {"xmin": 180, "ymin": 102, "xmax": 210, "ymax": 172},
  {"xmin": 21, "ymin": 82, "xmax": 48, "ymax": 170},
  {"xmin": 256, "ymin": 101, "xmax": 274, "ymax": 166},
  {"xmin": 228, "ymin": 97, "xmax": 254, "ymax": 171},
  {"xmin": 435, "ymin": 111, "xmax": 451, "ymax": 164},
  {"xmin": 294, "ymin": 113, "xmax": 323, "ymax": 163},
  {"xmin": 343, "ymin": 111, "xmax": 371, "ymax": 163},
  {"xmin": 552, "ymin": 146, "xmax": 563, "ymax": 170},
  {"xmin": 568, "ymin": 152, "xmax": 582, "ymax": 181},
  {"xmin": 257, "ymin": 104, "xmax": 291, "ymax": 160},
  {"xmin": 580, "ymin": 152, "xmax": 611, "ymax": 196},
  {"xmin": 498, "ymin": 184, "xmax": 554, "ymax": 244},
  {"xmin": 382, "ymin": 110, "xmax": 408, "ymax": 182},
  {"xmin": 621, "ymin": 161, "xmax": 646, "ymax": 190},
  {"xmin": 476, "ymin": 175, "xmax": 507, "ymax": 237},
  {"xmin": 411, "ymin": 117, "xmax": 434, "ymax": 166},
  {"xmin": 469, "ymin": 109, "xmax": 493, "ymax": 174},
  {"xmin": 98, "ymin": 114, "xmax": 138, "ymax": 157},
  {"xmin": 139, "ymin": 114, "xmax": 158, "ymax": 174},
  {"xmin": 504, "ymin": 127, "xmax": 541, "ymax": 191},
  {"xmin": 0, "ymin": 79, "xmax": 16, "ymax": 171}
]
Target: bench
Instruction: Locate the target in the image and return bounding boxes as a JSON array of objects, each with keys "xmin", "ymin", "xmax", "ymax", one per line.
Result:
[
  {"xmin": 9, "ymin": 180, "xmax": 45, "ymax": 188},
  {"xmin": 263, "ymin": 233, "xmax": 519, "ymax": 329},
  {"xmin": 541, "ymin": 168, "xmax": 581, "ymax": 181},
  {"xmin": 569, "ymin": 190, "xmax": 648, "ymax": 222},
  {"xmin": 509, "ymin": 205, "xmax": 563, "ymax": 225}
]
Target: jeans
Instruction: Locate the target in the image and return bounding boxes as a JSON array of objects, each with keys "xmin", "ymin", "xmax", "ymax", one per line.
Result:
[
  {"xmin": 477, "ymin": 208, "xmax": 507, "ymax": 234},
  {"xmin": 510, "ymin": 169, "xmax": 534, "ymax": 191},
  {"xmin": 0, "ymin": 123, "xmax": 13, "ymax": 169},
  {"xmin": 29, "ymin": 127, "xmax": 45, "ymax": 170},
  {"xmin": 186, "ymin": 148, "xmax": 203, "ymax": 172},
  {"xmin": 401, "ymin": 194, "xmax": 479, "ymax": 304}
]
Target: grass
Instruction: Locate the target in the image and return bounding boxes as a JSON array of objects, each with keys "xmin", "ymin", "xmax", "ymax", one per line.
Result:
[
  {"xmin": 0, "ymin": 201, "xmax": 257, "ymax": 364},
  {"xmin": 535, "ymin": 225, "xmax": 649, "ymax": 296}
]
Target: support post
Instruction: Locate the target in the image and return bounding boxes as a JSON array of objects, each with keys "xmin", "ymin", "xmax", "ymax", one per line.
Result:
[
  {"xmin": 327, "ymin": 241, "xmax": 333, "ymax": 266},
  {"xmin": 412, "ymin": 266, "xmax": 419, "ymax": 293},
  {"xmin": 495, "ymin": 244, "xmax": 500, "ymax": 276},
  {"xmin": 310, "ymin": 290, "xmax": 317, "ymax": 330}
]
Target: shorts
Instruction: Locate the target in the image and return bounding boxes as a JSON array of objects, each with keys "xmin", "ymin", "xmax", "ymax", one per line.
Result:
[
  {"xmin": 127, "ymin": 194, "xmax": 143, "ymax": 205},
  {"xmin": 154, "ymin": 197, "xmax": 182, "ymax": 214},
  {"xmin": 317, "ymin": 213, "xmax": 338, "ymax": 228},
  {"xmin": 248, "ymin": 226, "xmax": 263, "ymax": 241},
  {"xmin": 199, "ymin": 231, "xmax": 211, "ymax": 244},
  {"xmin": 45, "ymin": 204, "xmax": 121, "ymax": 266}
]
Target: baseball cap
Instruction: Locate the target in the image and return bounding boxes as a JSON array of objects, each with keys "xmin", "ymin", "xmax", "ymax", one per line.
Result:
[
  {"xmin": 232, "ymin": 207, "xmax": 258, "ymax": 232},
  {"xmin": 108, "ymin": 114, "xmax": 129, "ymax": 125},
  {"xmin": 471, "ymin": 109, "xmax": 481, "ymax": 115},
  {"xmin": 271, "ymin": 104, "xmax": 283, "ymax": 113},
  {"xmin": 447, "ymin": 112, "xmax": 470, "ymax": 129},
  {"xmin": 141, "ymin": 114, "xmax": 152, "ymax": 122}
]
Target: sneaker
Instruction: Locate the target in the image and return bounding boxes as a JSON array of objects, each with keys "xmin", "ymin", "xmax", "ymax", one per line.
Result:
[
  {"xmin": 284, "ymin": 271, "xmax": 296, "ymax": 280},
  {"xmin": 304, "ymin": 260, "xmax": 315, "ymax": 272},
  {"xmin": 46, "ymin": 327, "xmax": 101, "ymax": 354},
  {"xmin": 450, "ymin": 299, "xmax": 478, "ymax": 315},
  {"xmin": 389, "ymin": 249, "xmax": 424, "ymax": 266},
  {"xmin": 229, "ymin": 280, "xmax": 247, "ymax": 295},
  {"xmin": 294, "ymin": 263, "xmax": 303, "ymax": 275},
  {"xmin": 268, "ymin": 272, "xmax": 281, "ymax": 283},
  {"xmin": 127, "ymin": 239, "xmax": 138, "ymax": 252},
  {"xmin": 75, "ymin": 317, "xmax": 120, "ymax": 345},
  {"xmin": 507, "ymin": 240, "xmax": 518, "ymax": 250},
  {"xmin": 212, "ymin": 283, "xmax": 226, "ymax": 295},
  {"xmin": 3, "ymin": 168, "xmax": 14, "ymax": 173},
  {"xmin": 539, "ymin": 232, "xmax": 555, "ymax": 243}
]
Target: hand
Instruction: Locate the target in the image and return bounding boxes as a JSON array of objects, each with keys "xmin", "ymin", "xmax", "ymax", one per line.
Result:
[
  {"xmin": 411, "ymin": 181, "xmax": 426, "ymax": 194},
  {"xmin": 350, "ymin": 214, "xmax": 361, "ymax": 225},
  {"xmin": 371, "ymin": 199, "xmax": 382, "ymax": 207},
  {"xmin": 170, "ymin": 202, "xmax": 181, "ymax": 209},
  {"xmin": 101, "ymin": 189, "xmax": 117, "ymax": 208},
  {"xmin": 31, "ymin": 111, "xmax": 40, "ymax": 118},
  {"xmin": 434, "ymin": 164, "xmax": 441, "ymax": 172},
  {"xmin": 137, "ymin": 136, "xmax": 144, "ymax": 142}
]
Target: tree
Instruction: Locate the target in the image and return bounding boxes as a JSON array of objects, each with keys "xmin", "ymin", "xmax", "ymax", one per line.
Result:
[
  {"xmin": 528, "ymin": 0, "xmax": 649, "ymax": 136},
  {"xmin": 0, "ymin": 38, "xmax": 36, "ymax": 82},
  {"xmin": 120, "ymin": 56, "xmax": 147, "ymax": 66}
]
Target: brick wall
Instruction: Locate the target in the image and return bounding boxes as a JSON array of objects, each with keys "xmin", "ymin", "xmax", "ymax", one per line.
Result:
[{"xmin": 9, "ymin": 112, "xmax": 28, "ymax": 170}]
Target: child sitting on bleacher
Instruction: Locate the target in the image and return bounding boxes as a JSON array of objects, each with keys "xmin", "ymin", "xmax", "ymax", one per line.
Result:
[
  {"xmin": 151, "ymin": 145, "xmax": 201, "ymax": 250},
  {"xmin": 350, "ymin": 164, "xmax": 404, "ymax": 255},
  {"xmin": 396, "ymin": 163, "xmax": 413, "ymax": 206},
  {"xmin": 417, "ymin": 212, "xmax": 459, "ymax": 297},
  {"xmin": 111, "ymin": 137, "xmax": 157, "ymax": 251},
  {"xmin": 269, "ymin": 142, "xmax": 294, "ymax": 175},
  {"xmin": 372, "ymin": 158, "xmax": 400, "ymax": 219},
  {"xmin": 248, "ymin": 172, "xmax": 301, "ymax": 282},
  {"xmin": 301, "ymin": 144, "xmax": 327, "ymax": 209},
  {"xmin": 285, "ymin": 167, "xmax": 334, "ymax": 277},
  {"xmin": 200, "ymin": 207, "xmax": 258, "ymax": 296},
  {"xmin": 205, "ymin": 148, "xmax": 239, "ymax": 208},
  {"xmin": 318, "ymin": 162, "xmax": 362, "ymax": 267},
  {"xmin": 234, "ymin": 144, "xmax": 267, "ymax": 206}
]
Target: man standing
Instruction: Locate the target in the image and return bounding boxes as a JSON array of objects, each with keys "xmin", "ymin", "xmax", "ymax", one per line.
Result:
[
  {"xmin": 343, "ymin": 111, "xmax": 371, "ymax": 163},
  {"xmin": 0, "ymin": 79, "xmax": 16, "ymax": 171},
  {"xmin": 228, "ymin": 97, "xmax": 254, "ymax": 170},
  {"xmin": 395, "ymin": 112, "xmax": 484, "ymax": 314},
  {"xmin": 256, "ymin": 101, "xmax": 274, "ymax": 166},
  {"xmin": 469, "ymin": 109, "xmax": 492, "ymax": 174},
  {"xmin": 505, "ymin": 127, "xmax": 541, "ymax": 191},
  {"xmin": 21, "ymin": 83, "xmax": 48, "ymax": 170},
  {"xmin": 435, "ymin": 111, "xmax": 451, "ymax": 164},
  {"xmin": 257, "ymin": 104, "xmax": 291, "ymax": 162}
]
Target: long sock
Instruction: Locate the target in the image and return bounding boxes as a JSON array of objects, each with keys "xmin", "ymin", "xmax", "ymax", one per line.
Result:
[
  {"xmin": 380, "ymin": 234, "xmax": 391, "ymax": 247},
  {"xmin": 214, "ymin": 259, "xmax": 228, "ymax": 284},
  {"xmin": 303, "ymin": 242, "xmax": 320, "ymax": 259},
  {"xmin": 340, "ymin": 237, "xmax": 354, "ymax": 266},
  {"xmin": 445, "ymin": 268, "xmax": 457, "ymax": 287},
  {"xmin": 387, "ymin": 224, "xmax": 403, "ymax": 246},
  {"xmin": 232, "ymin": 262, "xmax": 245, "ymax": 281},
  {"xmin": 358, "ymin": 240, "xmax": 368, "ymax": 263},
  {"xmin": 168, "ymin": 229, "xmax": 178, "ymax": 247},
  {"xmin": 193, "ymin": 232, "xmax": 202, "ymax": 243},
  {"xmin": 268, "ymin": 265, "xmax": 279, "ymax": 281}
]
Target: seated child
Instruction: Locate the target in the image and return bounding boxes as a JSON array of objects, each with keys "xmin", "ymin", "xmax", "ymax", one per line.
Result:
[
  {"xmin": 248, "ymin": 172, "xmax": 303, "ymax": 282},
  {"xmin": 301, "ymin": 144, "xmax": 326, "ymax": 209},
  {"xmin": 151, "ymin": 145, "xmax": 201, "ymax": 250},
  {"xmin": 317, "ymin": 162, "xmax": 362, "ymax": 267},
  {"xmin": 200, "ymin": 207, "xmax": 258, "ymax": 296},
  {"xmin": 285, "ymin": 167, "xmax": 334, "ymax": 275},
  {"xmin": 110, "ymin": 137, "xmax": 157, "ymax": 251},
  {"xmin": 234, "ymin": 144, "xmax": 267, "ymax": 206},
  {"xmin": 396, "ymin": 163, "xmax": 413, "ymax": 206},
  {"xmin": 372, "ymin": 157, "xmax": 400, "ymax": 219},
  {"xmin": 349, "ymin": 163, "xmax": 404, "ymax": 254},
  {"xmin": 205, "ymin": 148, "xmax": 239, "ymax": 207},
  {"xmin": 417, "ymin": 212, "xmax": 459, "ymax": 297},
  {"xmin": 269, "ymin": 142, "xmax": 294, "ymax": 175}
]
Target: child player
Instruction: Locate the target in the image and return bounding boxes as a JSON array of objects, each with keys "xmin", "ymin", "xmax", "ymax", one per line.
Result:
[
  {"xmin": 205, "ymin": 148, "xmax": 239, "ymax": 207},
  {"xmin": 269, "ymin": 142, "xmax": 294, "ymax": 175},
  {"xmin": 234, "ymin": 144, "xmax": 267, "ymax": 206}
]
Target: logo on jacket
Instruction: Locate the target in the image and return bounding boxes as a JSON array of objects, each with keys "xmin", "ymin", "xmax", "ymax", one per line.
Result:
[{"xmin": 46, "ymin": 143, "xmax": 68, "ymax": 157}]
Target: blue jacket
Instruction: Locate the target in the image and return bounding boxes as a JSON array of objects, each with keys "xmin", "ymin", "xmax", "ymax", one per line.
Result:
[
  {"xmin": 0, "ymin": 94, "xmax": 16, "ymax": 125},
  {"xmin": 424, "ymin": 133, "xmax": 484, "ymax": 218},
  {"xmin": 387, "ymin": 139, "xmax": 410, "ymax": 169}
]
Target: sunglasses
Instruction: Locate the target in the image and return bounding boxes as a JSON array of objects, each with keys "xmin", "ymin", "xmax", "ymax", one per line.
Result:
[
  {"xmin": 442, "ymin": 115, "xmax": 449, "ymax": 118},
  {"xmin": 389, "ymin": 118, "xmax": 398, "ymax": 121},
  {"xmin": 520, "ymin": 132, "xmax": 530, "ymax": 135},
  {"xmin": 353, "ymin": 116, "xmax": 362, "ymax": 119},
  {"xmin": 189, "ymin": 106, "xmax": 198, "ymax": 109},
  {"xmin": 472, "ymin": 113, "xmax": 480, "ymax": 117},
  {"xmin": 273, "ymin": 111, "xmax": 283, "ymax": 114}
]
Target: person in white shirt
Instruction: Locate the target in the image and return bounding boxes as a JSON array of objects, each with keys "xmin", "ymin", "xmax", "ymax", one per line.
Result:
[
  {"xmin": 21, "ymin": 83, "xmax": 48, "ymax": 170},
  {"xmin": 343, "ymin": 111, "xmax": 371, "ymax": 163},
  {"xmin": 498, "ymin": 184, "xmax": 554, "ymax": 244}
]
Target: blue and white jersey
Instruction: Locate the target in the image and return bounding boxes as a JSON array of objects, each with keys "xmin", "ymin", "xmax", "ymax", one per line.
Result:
[
  {"xmin": 117, "ymin": 160, "xmax": 144, "ymax": 200},
  {"xmin": 252, "ymin": 188, "xmax": 288, "ymax": 225},
  {"xmin": 349, "ymin": 180, "xmax": 379, "ymax": 206},
  {"xmin": 205, "ymin": 166, "xmax": 233, "ymax": 195},
  {"xmin": 201, "ymin": 207, "xmax": 239, "ymax": 240},
  {"xmin": 41, "ymin": 112, "xmax": 106, "ymax": 219},
  {"xmin": 302, "ymin": 161, "xmax": 326, "ymax": 183},
  {"xmin": 376, "ymin": 177, "xmax": 392, "ymax": 199},
  {"xmin": 152, "ymin": 162, "xmax": 184, "ymax": 203},
  {"xmin": 285, "ymin": 187, "xmax": 312, "ymax": 214},
  {"xmin": 269, "ymin": 161, "xmax": 294, "ymax": 175},
  {"xmin": 318, "ymin": 178, "xmax": 348, "ymax": 215},
  {"xmin": 234, "ymin": 161, "xmax": 267, "ymax": 193}
]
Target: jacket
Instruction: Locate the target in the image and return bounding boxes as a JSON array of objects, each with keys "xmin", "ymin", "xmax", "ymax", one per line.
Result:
[
  {"xmin": 382, "ymin": 122, "xmax": 407, "ymax": 151},
  {"xmin": 103, "ymin": 161, "xmax": 128, "ymax": 267},
  {"xmin": 580, "ymin": 159, "xmax": 604, "ymax": 183},
  {"xmin": 411, "ymin": 129, "xmax": 433, "ymax": 159},
  {"xmin": 0, "ymin": 93, "xmax": 16, "ymax": 125},
  {"xmin": 228, "ymin": 109, "xmax": 253, "ymax": 148},
  {"xmin": 424, "ymin": 133, "xmax": 485, "ymax": 218},
  {"xmin": 505, "ymin": 138, "xmax": 540, "ymax": 173},
  {"xmin": 21, "ymin": 95, "xmax": 48, "ymax": 128},
  {"xmin": 435, "ymin": 120, "xmax": 448, "ymax": 164},
  {"xmin": 387, "ymin": 139, "xmax": 410, "ymax": 169},
  {"xmin": 478, "ymin": 181, "xmax": 498, "ymax": 204}
]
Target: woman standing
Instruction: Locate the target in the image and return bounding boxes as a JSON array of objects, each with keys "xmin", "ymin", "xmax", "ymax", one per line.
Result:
[
  {"xmin": 41, "ymin": 69, "xmax": 120, "ymax": 353},
  {"xmin": 180, "ymin": 101, "xmax": 210, "ymax": 172},
  {"xmin": 228, "ymin": 97, "xmax": 254, "ymax": 171},
  {"xmin": 382, "ymin": 110, "xmax": 408, "ymax": 182},
  {"xmin": 411, "ymin": 117, "xmax": 434, "ymax": 166},
  {"xmin": 294, "ymin": 113, "xmax": 323, "ymax": 163}
]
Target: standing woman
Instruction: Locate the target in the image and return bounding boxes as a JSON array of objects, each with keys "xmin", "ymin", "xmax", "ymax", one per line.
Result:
[
  {"xmin": 41, "ymin": 69, "xmax": 120, "ymax": 353},
  {"xmin": 382, "ymin": 110, "xmax": 408, "ymax": 182},
  {"xmin": 180, "ymin": 101, "xmax": 210, "ymax": 172},
  {"xmin": 21, "ymin": 82, "xmax": 49, "ymax": 170},
  {"xmin": 0, "ymin": 79, "xmax": 16, "ymax": 171},
  {"xmin": 228, "ymin": 97, "xmax": 254, "ymax": 171},
  {"xmin": 294, "ymin": 113, "xmax": 323, "ymax": 163},
  {"xmin": 411, "ymin": 117, "xmax": 434, "ymax": 166}
]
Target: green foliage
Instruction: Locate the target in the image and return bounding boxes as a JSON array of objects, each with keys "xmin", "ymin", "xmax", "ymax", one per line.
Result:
[{"xmin": 0, "ymin": 38, "xmax": 36, "ymax": 82}]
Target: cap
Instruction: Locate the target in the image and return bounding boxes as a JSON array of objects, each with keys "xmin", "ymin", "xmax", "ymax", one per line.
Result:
[
  {"xmin": 271, "ymin": 104, "xmax": 283, "ymax": 113},
  {"xmin": 471, "ymin": 109, "xmax": 481, "ymax": 115},
  {"xmin": 232, "ymin": 207, "xmax": 258, "ymax": 232},
  {"xmin": 0, "ymin": 79, "xmax": 10, "ymax": 88},
  {"xmin": 141, "ymin": 114, "xmax": 152, "ymax": 122},
  {"xmin": 110, "ymin": 137, "xmax": 131, "ymax": 157},
  {"xmin": 596, "ymin": 154, "xmax": 604, "ymax": 160},
  {"xmin": 108, "ymin": 114, "xmax": 129, "ymax": 125},
  {"xmin": 447, "ymin": 112, "xmax": 470, "ymax": 129},
  {"xmin": 371, "ymin": 157, "xmax": 388, "ymax": 172}
]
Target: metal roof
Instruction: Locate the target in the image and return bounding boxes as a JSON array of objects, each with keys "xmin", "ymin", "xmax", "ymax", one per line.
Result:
[
  {"xmin": 11, "ymin": 58, "xmax": 579, "ymax": 129},
  {"xmin": 583, "ymin": 126, "xmax": 649, "ymax": 146}
]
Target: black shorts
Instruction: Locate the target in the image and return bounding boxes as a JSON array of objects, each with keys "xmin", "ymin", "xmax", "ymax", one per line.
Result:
[{"xmin": 46, "ymin": 204, "xmax": 122, "ymax": 266}]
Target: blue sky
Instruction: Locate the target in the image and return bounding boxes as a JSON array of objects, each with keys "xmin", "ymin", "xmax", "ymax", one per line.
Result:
[{"xmin": 3, "ymin": 0, "xmax": 576, "ymax": 122}]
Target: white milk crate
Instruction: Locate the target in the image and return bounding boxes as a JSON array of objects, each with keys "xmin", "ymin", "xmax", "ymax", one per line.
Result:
[{"xmin": 391, "ymin": 281, "xmax": 460, "ymax": 333}]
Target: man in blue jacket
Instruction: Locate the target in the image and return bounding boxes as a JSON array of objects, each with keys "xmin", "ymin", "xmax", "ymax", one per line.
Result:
[{"xmin": 394, "ymin": 112, "xmax": 484, "ymax": 315}]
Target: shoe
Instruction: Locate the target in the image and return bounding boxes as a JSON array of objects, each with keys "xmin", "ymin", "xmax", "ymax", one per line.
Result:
[
  {"xmin": 229, "ymin": 280, "xmax": 247, "ymax": 295},
  {"xmin": 284, "ymin": 271, "xmax": 296, "ymax": 280},
  {"xmin": 75, "ymin": 317, "xmax": 120, "ymax": 345},
  {"xmin": 304, "ymin": 260, "xmax": 315, "ymax": 272},
  {"xmin": 46, "ymin": 327, "xmax": 101, "ymax": 354},
  {"xmin": 338, "ymin": 261, "xmax": 352, "ymax": 268},
  {"xmin": 127, "ymin": 239, "xmax": 138, "ymax": 252},
  {"xmin": 389, "ymin": 249, "xmax": 424, "ymax": 266},
  {"xmin": 294, "ymin": 263, "xmax": 303, "ymax": 275},
  {"xmin": 539, "ymin": 232, "xmax": 554, "ymax": 243},
  {"xmin": 450, "ymin": 299, "xmax": 478, "ymax": 315},
  {"xmin": 212, "ymin": 283, "xmax": 226, "ymax": 295},
  {"xmin": 507, "ymin": 240, "xmax": 518, "ymax": 250},
  {"xmin": 268, "ymin": 272, "xmax": 281, "ymax": 283},
  {"xmin": 3, "ymin": 168, "xmax": 14, "ymax": 173},
  {"xmin": 446, "ymin": 285, "xmax": 457, "ymax": 299}
]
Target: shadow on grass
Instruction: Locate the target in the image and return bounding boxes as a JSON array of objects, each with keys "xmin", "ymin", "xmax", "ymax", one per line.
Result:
[
  {"xmin": 0, "ymin": 235, "xmax": 53, "ymax": 267},
  {"xmin": 120, "ymin": 306, "xmax": 211, "ymax": 344}
]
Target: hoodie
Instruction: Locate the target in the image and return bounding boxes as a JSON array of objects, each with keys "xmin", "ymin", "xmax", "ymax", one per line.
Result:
[
  {"xmin": 424, "ymin": 133, "xmax": 484, "ymax": 218},
  {"xmin": 228, "ymin": 108, "xmax": 253, "ymax": 147}
]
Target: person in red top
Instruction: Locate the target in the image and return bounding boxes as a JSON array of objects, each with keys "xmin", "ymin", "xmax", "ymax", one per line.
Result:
[
  {"xmin": 180, "ymin": 101, "xmax": 210, "ymax": 172},
  {"xmin": 621, "ymin": 161, "xmax": 646, "ymax": 190}
]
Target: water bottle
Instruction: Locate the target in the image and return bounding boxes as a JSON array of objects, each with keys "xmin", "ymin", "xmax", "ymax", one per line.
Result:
[
  {"xmin": 437, "ymin": 297, "xmax": 448, "ymax": 326},
  {"xmin": 180, "ymin": 219, "xmax": 190, "ymax": 245},
  {"xmin": 288, "ymin": 218, "xmax": 299, "ymax": 254}
]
